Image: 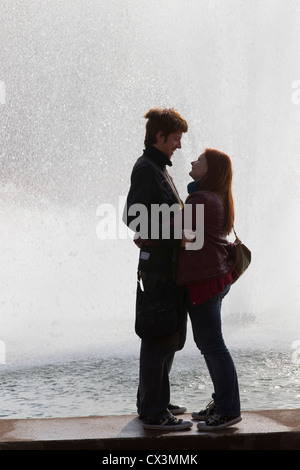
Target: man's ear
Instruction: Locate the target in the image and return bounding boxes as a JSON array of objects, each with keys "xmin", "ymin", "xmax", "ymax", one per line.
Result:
[{"xmin": 155, "ymin": 130, "xmax": 166, "ymax": 144}]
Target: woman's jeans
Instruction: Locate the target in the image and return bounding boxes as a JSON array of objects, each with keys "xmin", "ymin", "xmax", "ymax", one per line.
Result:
[{"xmin": 188, "ymin": 284, "xmax": 240, "ymax": 416}]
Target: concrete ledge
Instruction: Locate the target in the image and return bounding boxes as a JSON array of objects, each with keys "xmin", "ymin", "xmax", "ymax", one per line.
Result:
[{"xmin": 0, "ymin": 410, "xmax": 299, "ymax": 450}]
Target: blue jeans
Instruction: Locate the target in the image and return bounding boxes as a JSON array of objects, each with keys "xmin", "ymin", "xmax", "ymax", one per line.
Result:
[{"xmin": 188, "ymin": 284, "xmax": 240, "ymax": 416}]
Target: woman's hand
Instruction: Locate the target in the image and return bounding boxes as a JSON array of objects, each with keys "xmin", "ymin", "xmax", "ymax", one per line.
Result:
[{"xmin": 181, "ymin": 230, "xmax": 196, "ymax": 247}]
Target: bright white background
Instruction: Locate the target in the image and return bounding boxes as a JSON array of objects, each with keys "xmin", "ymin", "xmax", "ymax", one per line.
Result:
[{"xmin": 0, "ymin": 0, "xmax": 300, "ymax": 365}]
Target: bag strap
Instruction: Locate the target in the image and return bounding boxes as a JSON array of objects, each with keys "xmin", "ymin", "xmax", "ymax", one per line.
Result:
[{"xmin": 233, "ymin": 226, "xmax": 241, "ymax": 244}]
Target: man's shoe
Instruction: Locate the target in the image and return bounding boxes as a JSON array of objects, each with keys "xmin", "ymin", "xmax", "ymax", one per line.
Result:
[
  {"xmin": 143, "ymin": 415, "xmax": 193, "ymax": 431},
  {"xmin": 168, "ymin": 403, "xmax": 187, "ymax": 415},
  {"xmin": 192, "ymin": 400, "xmax": 216, "ymax": 420},
  {"xmin": 197, "ymin": 414, "xmax": 242, "ymax": 431}
]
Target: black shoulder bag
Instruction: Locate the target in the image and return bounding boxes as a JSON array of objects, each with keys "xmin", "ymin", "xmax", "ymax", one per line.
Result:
[{"xmin": 231, "ymin": 227, "xmax": 252, "ymax": 283}]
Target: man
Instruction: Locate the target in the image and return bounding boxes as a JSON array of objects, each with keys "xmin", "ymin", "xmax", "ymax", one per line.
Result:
[{"xmin": 123, "ymin": 108, "xmax": 193, "ymax": 431}]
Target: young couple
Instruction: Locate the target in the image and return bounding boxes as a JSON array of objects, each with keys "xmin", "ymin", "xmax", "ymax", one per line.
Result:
[{"xmin": 123, "ymin": 108, "xmax": 241, "ymax": 432}]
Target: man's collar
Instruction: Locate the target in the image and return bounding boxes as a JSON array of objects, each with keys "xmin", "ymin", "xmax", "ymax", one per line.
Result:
[{"xmin": 144, "ymin": 145, "xmax": 172, "ymax": 168}]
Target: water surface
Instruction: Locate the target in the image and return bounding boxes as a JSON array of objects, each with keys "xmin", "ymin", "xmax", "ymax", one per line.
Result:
[{"xmin": 1, "ymin": 349, "xmax": 299, "ymax": 419}]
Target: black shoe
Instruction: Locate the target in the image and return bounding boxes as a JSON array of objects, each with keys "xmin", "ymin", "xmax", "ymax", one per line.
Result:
[
  {"xmin": 143, "ymin": 414, "xmax": 193, "ymax": 431},
  {"xmin": 192, "ymin": 400, "xmax": 216, "ymax": 420},
  {"xmin": 168, "ymin": 403, "xmax": 187, "ymax": 415},
  {"xmin": 197, "ymin": 414, "xmax": 242, "ymax": 431}
]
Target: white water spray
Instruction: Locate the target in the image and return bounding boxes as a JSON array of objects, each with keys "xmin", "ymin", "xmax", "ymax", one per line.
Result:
[{"xmin": 1, "ymin": 0, "xmax": 300, "ymax": 366}]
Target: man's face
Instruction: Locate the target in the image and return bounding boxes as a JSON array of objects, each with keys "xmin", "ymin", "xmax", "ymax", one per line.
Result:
[{"xmin": 155, "ymin": 131, "xmax": 183, "ymax": 159}]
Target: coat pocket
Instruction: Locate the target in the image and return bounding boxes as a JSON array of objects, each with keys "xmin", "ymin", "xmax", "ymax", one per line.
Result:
[{"xmin": 135, "ymin": 272, "xmax": 181, "ymax": 339}]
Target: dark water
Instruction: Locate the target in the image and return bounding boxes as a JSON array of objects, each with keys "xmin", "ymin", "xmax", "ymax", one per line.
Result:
[{"xmin": 0, "ymin": 349, "xmax": 299, "ymax": 419}]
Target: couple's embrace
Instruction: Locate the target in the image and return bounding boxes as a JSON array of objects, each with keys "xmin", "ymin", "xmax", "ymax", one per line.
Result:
[{"xmin": 123, "ymin": 108, "xmax": 241, "ymax": 432}]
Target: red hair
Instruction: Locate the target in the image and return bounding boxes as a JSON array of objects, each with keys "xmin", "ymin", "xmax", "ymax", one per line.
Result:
[{"xmin": 200, "ymin": 148, "xmax": 234, "ymax": 235}]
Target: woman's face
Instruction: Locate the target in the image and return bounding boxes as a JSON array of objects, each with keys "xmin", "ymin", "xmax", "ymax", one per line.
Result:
[{"xmin": 189, "ymin": 153, "xmax": 208, "ymax": 180}]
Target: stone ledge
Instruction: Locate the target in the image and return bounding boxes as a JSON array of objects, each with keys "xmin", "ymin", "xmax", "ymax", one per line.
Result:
[{"xmin": 0, "ymin": 409, "xmax": 299, "ymax": 450}]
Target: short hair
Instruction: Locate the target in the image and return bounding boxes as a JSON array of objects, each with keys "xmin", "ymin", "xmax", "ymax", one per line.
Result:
[{"xmin": 143, "ymin": 107, "xmax": 188, "ymax": 146}]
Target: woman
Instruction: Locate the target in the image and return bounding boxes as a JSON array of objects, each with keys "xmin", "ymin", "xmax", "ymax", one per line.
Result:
[{"xmin": 177, "ymin": 148, "xmax": 241, "ymax": 431}]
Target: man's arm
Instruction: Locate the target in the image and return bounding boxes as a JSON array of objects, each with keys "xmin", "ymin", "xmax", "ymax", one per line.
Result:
[{"xmin": 123, "ymin": 165, "xmax": 182, "ymax": 246}]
